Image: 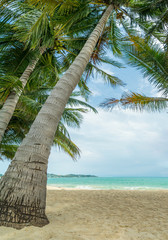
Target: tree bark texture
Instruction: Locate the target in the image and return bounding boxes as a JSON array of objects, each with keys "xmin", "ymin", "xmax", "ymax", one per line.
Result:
[
  {"xmin": 0, "ymin": 5, "xmax": 113, "ymax": 229},
  {"xmin": 0, "ymin": 48, "xmax": 45, "ymax": 143}
]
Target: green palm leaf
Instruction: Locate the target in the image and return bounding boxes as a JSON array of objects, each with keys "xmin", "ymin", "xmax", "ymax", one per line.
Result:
[
  {"xmin": 0, "ymin": 75, "xmax": 22, "ymax": 102},
  {"xmin": 101, "ymin": 92, "xmax": 168, "ymax": 112}
]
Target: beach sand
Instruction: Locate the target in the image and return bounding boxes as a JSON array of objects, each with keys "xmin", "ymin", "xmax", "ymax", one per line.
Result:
[{"xmin": 0, "ymin": 189, "xmax": 168, "ymax": 240}]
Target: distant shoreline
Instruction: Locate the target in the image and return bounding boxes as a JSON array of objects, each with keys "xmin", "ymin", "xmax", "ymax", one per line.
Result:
[
  {"xmin": 0, "ymin": 174, "xmax": 98, "ymax": 178},
  {"xmin": 47, "ymin": 174, "xmax": 98, "ymax": 178}
]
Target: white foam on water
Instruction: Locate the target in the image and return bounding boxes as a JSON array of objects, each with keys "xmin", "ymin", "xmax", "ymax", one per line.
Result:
[{"xmin": 74, "ymin": 185, "xmax": 96, "ymax": 190}]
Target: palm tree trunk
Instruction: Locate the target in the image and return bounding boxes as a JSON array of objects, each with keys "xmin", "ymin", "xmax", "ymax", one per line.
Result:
[
  {"xmin": 0, "ymin": 5, "xmax": 113, "ymax": 229},
  {"xmin": 0, "ymin": 48, "xmax": 45, "ymax": 143}
]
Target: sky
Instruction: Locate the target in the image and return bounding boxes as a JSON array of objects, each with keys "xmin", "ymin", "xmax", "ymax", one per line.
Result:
[{"xmin": 1, "ymin": 58, "xmax": 168, "ymax": 177}]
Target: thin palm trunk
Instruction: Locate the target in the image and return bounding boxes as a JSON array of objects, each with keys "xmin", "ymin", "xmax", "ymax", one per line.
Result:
[
  {"xmin": 0, "ymin": 5, "xmax": 113, "ymax": 229},
  {"xmin": 0, "ymin": 48, "xmax": 45, "ymax": 143}
]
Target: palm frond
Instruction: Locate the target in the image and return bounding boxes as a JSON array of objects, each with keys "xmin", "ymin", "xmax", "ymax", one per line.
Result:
[
  {"xmin": 98, "ymin": 56, "xmax": 124, "ymax": 68},
  {"xmin": 13, "ymin": 10, "xmax": 54, "ymax": 50},
  {"xmin": 0, "ymin": 75, "xmax": 22, "ymax": 103},
  {"xmin": 68, "ymin": 92, "xmax": 98, "ymax": 113},
  {"xmin": 78, "ymin": 78, "xmax": 92, "ymax": 101},
  {"xmin": 109, "ymin": 12, "xmax": 123, "ymax": 56},
  {"xmin": 0, "ymin": 143, "xmax": 18, "ymax": 160},
  {"xmin": 61, "ymin": 108, "xmax": 84, "ymax": 128},
  {"xmin": 27, "ymin": 0, "xmax": 79, "ymax": 15},
  {"xmin": 121, "ymin": 21, "xmax": 168, "ymax": 95},
  {"xmin": 90, "ymin": 64, "xmax": 125, "ymax": 87},
  {"xmin": 54, "ymin": 126, "xmax": 80, "ymax": 161},
  {"xmin": 101, "ymin": 92, "xmax": 168, "ymax": 112}
]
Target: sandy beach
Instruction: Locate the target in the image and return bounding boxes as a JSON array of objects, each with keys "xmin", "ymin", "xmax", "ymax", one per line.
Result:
[{"xmin": 0, "ymin": 189, "xmax": 168, "ymax": 240}]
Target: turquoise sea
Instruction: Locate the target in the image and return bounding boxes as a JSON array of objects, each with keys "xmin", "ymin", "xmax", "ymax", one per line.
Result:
[{"xmin": 47, "ymin": 177, "xmax": 168, "ymax": 190}]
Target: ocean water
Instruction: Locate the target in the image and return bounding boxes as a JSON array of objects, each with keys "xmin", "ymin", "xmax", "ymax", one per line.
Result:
[{"xmin": 47, "ymin": 177, "xmax": 168, "ymax": 190}]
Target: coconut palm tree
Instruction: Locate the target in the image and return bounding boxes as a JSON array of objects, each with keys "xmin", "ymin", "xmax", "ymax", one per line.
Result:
[
  {"xmin": 1, "ymin": 90, "xmax": 97, "ymax": 161},
  {"xmin": 0, "ymin": 3, "xmax": 48, "ymax": 142},
  {"xmin": 0, "ymin": 34, "xmax": 97, "ymax": 160},
  {"xmin": 0, "ymin": 0, "xmax": 123, "ymax": 156},
  {"xmin": 0, "ymin": 0, "xmax": 131, "ymax": 228},
  {"xmin": 0, "ymin": 0, "xmax": 95, "ymax": 142}
]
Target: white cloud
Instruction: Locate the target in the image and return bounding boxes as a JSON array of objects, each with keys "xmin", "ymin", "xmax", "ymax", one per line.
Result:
[
  {"xmin": 137, "ymin": 77, "xmax": 151, "ymax": 92},
  {"xmin": 150, "ymin": 88, "xmax": 165, "ymax": 97},
  {"xmin": 47, "ymin": 109, "xmax": 168, "ymax": 177},
  {"xmin": 120, "ymin": 86, "xmax": 129, "ymax": 93},
  {"xmin": 103, "ymin": 69, "xmax": 114, "ymax": 75},
  {"xmin": 91, "ymin": 90, "xmax": 102, "ymax": 97},
  {"xmin": 137, "ymin": 77, "xmax": 165, "ymax": 98}
]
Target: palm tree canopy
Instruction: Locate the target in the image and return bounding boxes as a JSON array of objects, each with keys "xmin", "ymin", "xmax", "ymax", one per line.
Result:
[{"xmin": 101, "ymin": 1, "xmax": 168, "ymax": 112}]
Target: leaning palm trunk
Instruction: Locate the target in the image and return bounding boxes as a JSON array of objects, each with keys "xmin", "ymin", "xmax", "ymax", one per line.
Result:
[
  {"xmin": 0, "ymin": 48, "xmax": 45, "ymax": 143},
  {"xmin": 0, "ymin": 5, "xmax": 113, "ymax": 229}
]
